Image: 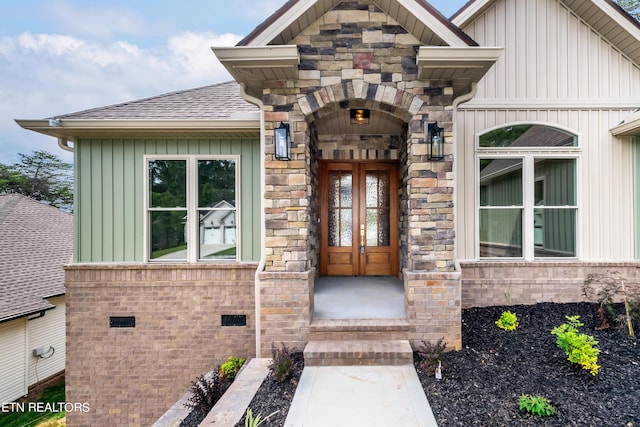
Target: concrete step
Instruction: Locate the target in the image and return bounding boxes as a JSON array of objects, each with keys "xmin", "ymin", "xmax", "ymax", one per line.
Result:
[
  {"xmin": 304, "ymin": 340, "xmax": 413, "ymax": 366},
  {"xmin": 308, "ymin": 318, "xmax": 410, "ymax": 341}
]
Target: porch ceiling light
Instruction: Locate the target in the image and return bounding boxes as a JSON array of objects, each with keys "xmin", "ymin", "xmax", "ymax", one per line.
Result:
[
  {"xmin": 427, "ymin": 122, "xmax": 445, "ymax": 160},
  {"xmin": 274, "ymin": 122, "xmax": 291, "ymax": 161},
  {"xmin": 350, "ymin": 108, "xmax": 370, "ymax": 125}
]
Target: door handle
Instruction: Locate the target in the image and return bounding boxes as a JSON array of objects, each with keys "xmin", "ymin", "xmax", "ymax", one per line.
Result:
[{"xmin": 360, "ymin": 224, "xmax": 365, "ymax": 250}]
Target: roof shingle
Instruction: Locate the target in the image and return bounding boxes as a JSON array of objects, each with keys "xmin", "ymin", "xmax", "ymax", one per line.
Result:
[
  {"xmin": 0, "ymin": 194, "xmax": 72, "ymax": 322},
  {"xmin": 55, "ymin": 81, "xmax": 258, "ymax": 120}
]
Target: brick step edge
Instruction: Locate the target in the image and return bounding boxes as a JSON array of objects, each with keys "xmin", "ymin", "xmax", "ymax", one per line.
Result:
[
  {"xmin": 303, "ymin": 340, "xmax": 414, "ymax": 366},
  {"xmin": 309, "ymin": 318, "xmax": 411, "ymax": 332}
]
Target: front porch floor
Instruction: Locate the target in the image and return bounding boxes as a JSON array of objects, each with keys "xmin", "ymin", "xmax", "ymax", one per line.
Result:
[{"xmin": 313, "ymin": 276, "xmax": 406, "ymax": 319}]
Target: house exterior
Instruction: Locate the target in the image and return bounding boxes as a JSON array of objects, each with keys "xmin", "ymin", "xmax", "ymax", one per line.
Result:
[
  {"xmin": 16, "ymin": 0, "xmax": 640, "ymax": 425},
  {"xmin": 0, "ymin": 194, "xmax": 71, "ymax": 403}
]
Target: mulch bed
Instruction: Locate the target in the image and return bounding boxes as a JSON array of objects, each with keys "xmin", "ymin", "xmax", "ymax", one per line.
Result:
[
  {"xmin": 416, "ymin": 302, "xmax": 640, "ymax": 426},
  {"xmin": 207, "ymin": 302, "xmax": 640, "ymax": 426}
]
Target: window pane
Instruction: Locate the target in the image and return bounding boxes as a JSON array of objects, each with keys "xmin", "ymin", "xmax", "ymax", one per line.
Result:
[
  {"xmin": 534, "ymin": 159, "xmax": 576, "ymax": 206},
  {"xmin": 149, "ymin": 211, "xmax": 187, "ymax": 260},
  {"xmin": 479, "ymin": 159, "xmax": 523, "ymax": 206},
  {"xmin": 534, "ymin": 208, "xmax": 576, "ymax": 257},
  {"xmin": 479, "ymin": 208, "xmax": 522, "ymax": 257},
  {"xmin": 329, "ymin": 209, "xmax": 352, "ymax": 247},
  {"xmin": 198, "ymin": 160, "xmax": 236, "ymax": 208},
  {"xmin": 199, "ymin": 209, "xmax": 236, "ymax": 260},
  {"xmin": 480, "ymin": 125, "xmax": 577, "ymax": 148},
  {"xmin": 149, "ymin": 160, "xmax": 186, "ymax": 208}
]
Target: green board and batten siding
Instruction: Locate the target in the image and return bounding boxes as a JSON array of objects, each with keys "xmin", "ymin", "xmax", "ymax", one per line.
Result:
[{"xmin": 74, "ymin": 138, "xmax": 261, "ymax": 263}]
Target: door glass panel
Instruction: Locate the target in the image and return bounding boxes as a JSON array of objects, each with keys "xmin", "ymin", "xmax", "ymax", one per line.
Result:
[
  {"xmin": 328, "ymin": 171, "xmax": 353, "ymax": 247},
  {"xmin": 365, "ymin": 171, "xmax": 391, "ymax": 247}
]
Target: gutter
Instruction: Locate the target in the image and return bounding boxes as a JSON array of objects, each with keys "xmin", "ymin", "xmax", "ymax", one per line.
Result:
[
  {"xmin": 58, "ymin": 137, "xmax": 74, "ymax": 152},
  {"xmin": 238, "ymin": 83, "xmax": 266, "ymax": 359}
]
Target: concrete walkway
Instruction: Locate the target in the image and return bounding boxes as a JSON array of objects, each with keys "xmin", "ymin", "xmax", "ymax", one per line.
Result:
[{"xmin": 284, "ymin": 365, "xmax": 438, "ymax": 427}]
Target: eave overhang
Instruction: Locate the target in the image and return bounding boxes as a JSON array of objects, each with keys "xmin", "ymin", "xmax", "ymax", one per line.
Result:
[
  {"xmin": 611, "ymin": 110, "xmax": 640, "ymax": 137},
  {"xmin": 212, "ymin": 45, "xmax": 300, "ymax": 100},
  {"xmin": 417, "ymin": 46, "xmax": 503, "ymax": 99},
  {"xmin": 15, "ymin": 118, "xmax": 261, "ymax": 139}
]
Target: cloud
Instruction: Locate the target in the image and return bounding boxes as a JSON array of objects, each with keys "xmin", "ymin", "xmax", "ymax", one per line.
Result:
[
  {"xmin": 0, "ymin": 30, "xmax": 243, "ymax": 164},
  {"xmin": 44, "ymin": 0, "xmax": 148, "ymax": 40}
]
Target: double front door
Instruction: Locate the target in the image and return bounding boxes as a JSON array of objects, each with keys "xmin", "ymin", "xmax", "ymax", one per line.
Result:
[{"xmin": 319, "ymin": 161, "xmax": 398, "ymax": 276}]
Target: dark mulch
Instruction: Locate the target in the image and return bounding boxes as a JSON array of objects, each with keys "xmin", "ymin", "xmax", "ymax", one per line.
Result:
[
  {"xmin": 234, "ymin": 352, "xmax": 305, "ymax": 427},
  {"xmin": 202, "ymin": 302, "xmax": 640, "ymax": 426},
  {"xmin": 415, "ymin": 302, "xmax": 640, "ymax": 426}
]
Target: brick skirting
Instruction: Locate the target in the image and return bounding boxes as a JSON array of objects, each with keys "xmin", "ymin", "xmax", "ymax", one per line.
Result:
[
  {"xmin": 460, "ymin": 261, "xmax": 640, "ymax": 308},
  {"xmin": 64, "ymin": 263, "xmax": 257, "ymax": 427}
]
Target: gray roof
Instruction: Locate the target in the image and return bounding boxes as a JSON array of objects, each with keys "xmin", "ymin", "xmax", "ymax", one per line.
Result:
[
  {"xmin": 0, "ymin": 194, "xmax": 73, "ymax": 323},
  {"xmin": 55, "ymin": 81, "xmax": 258, "ymax": 120}
]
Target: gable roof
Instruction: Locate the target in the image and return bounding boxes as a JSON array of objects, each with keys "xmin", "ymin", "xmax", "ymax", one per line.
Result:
[
  {"xmin": 16, "ymin": 81, "xmax": 260, "ymax": 140},
  {"xmin": 0, "ymin": 194, "xmax": 72, "ymax": 323},
  {"xmin": 238, "ymin": 0, "xmax": 478, "ymax": 47},
  {"xmin": 213, "ymin": 0, "xmax": 502, "ymax": 99},
  {"xmin": 452, "ymin": 0, "xmax": 640, "ymax": 65}
]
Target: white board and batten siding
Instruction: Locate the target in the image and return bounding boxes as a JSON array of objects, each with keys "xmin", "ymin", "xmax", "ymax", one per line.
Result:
[
  {"xmin": 0, "ymin": 319, "xmax": 28, "ymax": 403},
  {"xmin": 455, "ymin": 0, "xmax": 640, "ymax": 261},
  {"xmin": 28, "ymin": 296, "xmax": 66, "ymax": 387},
  {"xmin": 0, "ymin": 297, "xmax": 65, "ymax": 403}
]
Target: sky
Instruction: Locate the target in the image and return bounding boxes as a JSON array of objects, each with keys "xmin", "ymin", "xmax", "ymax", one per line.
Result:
[{"xmin": 0, "ymin": 0, "xmax": 466, "ymax": 164}]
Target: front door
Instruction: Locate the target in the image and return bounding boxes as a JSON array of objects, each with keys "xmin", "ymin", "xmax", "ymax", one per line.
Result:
[{"xmin": 319, "ymin": 161, "xmax": 398, "ymax": 276}]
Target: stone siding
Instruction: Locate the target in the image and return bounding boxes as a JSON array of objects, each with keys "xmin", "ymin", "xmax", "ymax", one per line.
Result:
[
  {"xmin": 461, "ymin": 261, "xmax": 640, "ymax": 308},
  {"xmin": 262, "ymin": 0, "xmax": 455, "ymax": 274},
  {"xmin": 65, "ymin": 263, "xmax": 257, "ymax": 427}
]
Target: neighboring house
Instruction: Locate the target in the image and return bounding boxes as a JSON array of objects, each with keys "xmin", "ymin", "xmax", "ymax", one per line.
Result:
[
  {"xmin": 0, "ymin": 194, "xmax": 71, "ymax": 403},
  {"xmin": 15, "ymin": 0, "xmax": 640, "ymax": 424}
]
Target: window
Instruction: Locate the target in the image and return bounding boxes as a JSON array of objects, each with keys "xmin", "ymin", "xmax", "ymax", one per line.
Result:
[
  {"xmin": 477, "ymin": 125, "xmax": 578, "ymax": 260},
  {"xmin": 146, "ymin": 156, "xmax": 239, "ymax": 262}
]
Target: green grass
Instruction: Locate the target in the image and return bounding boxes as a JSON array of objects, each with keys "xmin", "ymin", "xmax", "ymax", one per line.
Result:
[
  {"xmin": 151, "ymin": 244, "xmax": 187, "ymax": 259},
  {"xmin": 0, "ymin": 383, "xmax": 65, "ymax": 427}
]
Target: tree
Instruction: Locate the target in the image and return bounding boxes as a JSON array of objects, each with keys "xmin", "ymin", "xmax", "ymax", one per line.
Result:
[
  {"xmin": 617, "ymin": 0, "xmax": 640, "ymax": 20},
  {"xmin": 0, "ymin": 150, "xmax": 73, "ymax": 211}
]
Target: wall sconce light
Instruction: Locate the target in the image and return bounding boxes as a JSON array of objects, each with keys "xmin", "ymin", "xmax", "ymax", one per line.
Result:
[
  {"xmin": 350, "ymin": 108, "xmax": 370, "ymax": 125},
  {"xmin": 427, "ymin": 122, "xmax": 445, "ymax": 160},
  {"xmin": 274, "ymin": 122, "xmax": 291, "ymax": 161}
]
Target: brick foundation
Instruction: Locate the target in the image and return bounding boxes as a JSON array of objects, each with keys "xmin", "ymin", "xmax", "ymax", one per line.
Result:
[
  {"xmin": 460, "ymin": 261, "xmax": 640, "ymax": 308},
  {"xmin": 257, "ymin": 269, "xmax": 314, "ymax": 356},
  {"xmin": 404, "ymin": 269, "xmax": 462, "ymax": 350},
  {"xmin": 65, "ymin": 263, "xmax": 257, "ymax": 427}
]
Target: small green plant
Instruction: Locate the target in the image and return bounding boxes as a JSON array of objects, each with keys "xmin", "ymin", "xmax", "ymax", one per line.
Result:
[
  {"xmin": 416, "ymin": 338, "xmax": 447, "ymax": 375},
  {"xmin": 244, "ymin": 408, "xmax": 279, "ymax": 427},
  {"xmin": 220, "ymin": 356, "xmax": 245, "ymax": 380},
  {"xmin": 270, "ymin": 342, "xmax": 295, "ymax": 383},
  {"xmin": 496, "ymin": 310, "xmax": 519, "ymax": 331},
  {"xmin": 551, "ymin": 315, "xmax": 600, "ymax": 375},
  {"xmin": 518, "ymin": 394, "xmax": 555, "ymax": 417}
]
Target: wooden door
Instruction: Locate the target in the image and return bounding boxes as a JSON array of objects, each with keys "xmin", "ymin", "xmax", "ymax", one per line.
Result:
[{"xmin": 319, "ymin": 161, "xmax": 398, "ymax": 276}]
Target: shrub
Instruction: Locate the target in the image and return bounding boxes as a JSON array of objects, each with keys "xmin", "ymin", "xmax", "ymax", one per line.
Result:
[
  {"xmin": 270, "ymin": 342, "xmax": 294, "ymax": 383},
  {"xmin": 583, "ymin": 271, "xmax": 639, "ymax": 336},
  {"xmin": 551, "ymin": 315, "xmax": 600, "ymax": 375},
  {"xmin": 416, "ymin": 338, "xmax": 447, "ymax": 375},
  {"xmin": 220, "ymin": 356, "xmax": 245, "ymax": 380},
  {"xmin": 518, "ymin": 394, "xmax": 555, "ymax": 417},
  {"xmin": 495, "ymin": 310, "xmax": 519, "ymax": 331},
  {"xmin": 185, "ymin": 371, "xmax": 230, "ymax": 412}
]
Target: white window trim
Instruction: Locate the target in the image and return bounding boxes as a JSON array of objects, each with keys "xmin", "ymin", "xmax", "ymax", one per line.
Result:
[
  {"xmin": 475, "ymin": 123, "xmax": 581, "ymax": 261},
  {"xmin": 143, "ymin": 154, "xmax": 241, "ymax": 263}
]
